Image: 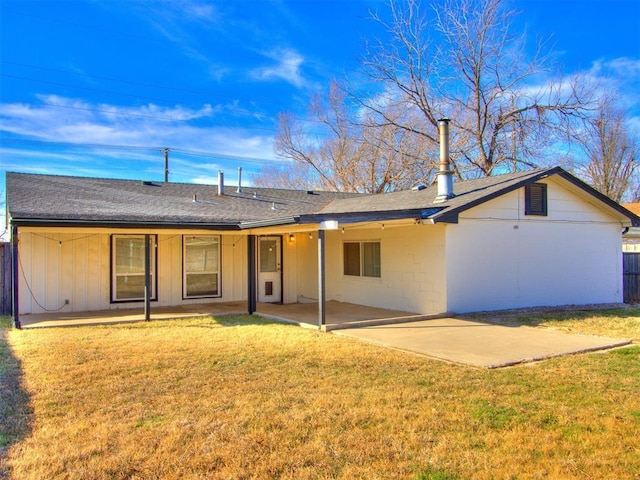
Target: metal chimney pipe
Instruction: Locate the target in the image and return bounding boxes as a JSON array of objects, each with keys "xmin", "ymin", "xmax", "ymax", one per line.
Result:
[
  {"xmin": 435, "ymin": 118, "xmax": 454, "ymax": 203},
  {"xmin": 237, "ymin": 167, "xmax": 243, "ymax": 193},
  {"xmin": 217, "ymin": 170, "xmax": 224, "ymax": 196}
]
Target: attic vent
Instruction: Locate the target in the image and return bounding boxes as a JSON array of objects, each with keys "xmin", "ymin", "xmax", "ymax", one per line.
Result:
[
  {"xmin": 412, "ymin": 183, "xmax": 426, "ymax": 191},
  {"xmin": 142, "ymin": 181, "xmax": 156, "ymax": 186},
  {"xmin": 525, "ymin": 183, "xmax": 547, "ymax": 216},
  {"xmin": 307, "ymin": 190, "xmax": 317, "ymax": 195}
]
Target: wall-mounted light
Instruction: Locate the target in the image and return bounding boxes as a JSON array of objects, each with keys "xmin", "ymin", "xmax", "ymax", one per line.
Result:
[
  {"xmin": 309, "ymin": 233, "xmax": 313, "ymax": 239},
  {"xmin": 289, "ymin": 234, "xmax": 296, "ymax": 242}
]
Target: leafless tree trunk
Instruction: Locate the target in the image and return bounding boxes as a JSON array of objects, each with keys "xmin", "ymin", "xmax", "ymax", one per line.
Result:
[
  {"xmin": 257, "ymin": 81, "xmax": 438, "ymax": 192},
  {"xmin": 359, "ymin": 0, "xmax": 594, "ymax": 178},
  {"xmin": 577, "ymin": 100, "xmax": 638, "ymax": 202}
]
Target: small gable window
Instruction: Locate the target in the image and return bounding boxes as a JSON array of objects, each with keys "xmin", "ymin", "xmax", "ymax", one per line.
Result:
[{"xmin": 525, "ymin": 183, "xmax": 547, "ymax": 216}]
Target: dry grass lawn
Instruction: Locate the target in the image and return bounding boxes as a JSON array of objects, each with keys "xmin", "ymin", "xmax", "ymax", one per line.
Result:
[{"xmin": 1, "ymin": 311, "xmax": 639, "ymax": 479}]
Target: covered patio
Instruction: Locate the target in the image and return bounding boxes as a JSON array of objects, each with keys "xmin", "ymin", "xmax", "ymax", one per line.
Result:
[{"xmin": 17, "ymin": 301, "xmax": 431, "ymax": 331}]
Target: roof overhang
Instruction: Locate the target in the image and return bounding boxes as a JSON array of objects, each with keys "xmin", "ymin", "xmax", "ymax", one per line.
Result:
[
  {"xmin": 299, "ymin": 208, "xmax": 443, "ymax": 225},
  {"xmin": 429, "ymin": 167, "xmax": 640, "ymax": 227},
  {"xmin": 9, "ymin": 217, "xmax": 242, "ymax": 230},
  {"xmin": 239, "ymin": 216, "xmax": 300, "ymax": 229}
]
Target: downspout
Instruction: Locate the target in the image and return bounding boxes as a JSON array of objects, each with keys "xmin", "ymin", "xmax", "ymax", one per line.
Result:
[{"xmin": 11, "ymin": 224, "xmax": 20, "ymax": 329}]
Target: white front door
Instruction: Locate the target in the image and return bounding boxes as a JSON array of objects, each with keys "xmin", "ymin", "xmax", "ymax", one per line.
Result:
[{"xmin": 258, "ymin": 236, "xmax": 282, "ymax": 303}]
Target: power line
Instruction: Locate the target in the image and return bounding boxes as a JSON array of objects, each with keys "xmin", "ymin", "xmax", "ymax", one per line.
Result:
[{"xmin": 0, "ymin": 138, "xmax": 287, "ymax": 166}]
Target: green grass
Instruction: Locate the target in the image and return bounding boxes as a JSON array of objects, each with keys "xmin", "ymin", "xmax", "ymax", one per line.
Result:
[{"xmin": 1, "ymin": 311, "xmax": 639, "ymax": 479}]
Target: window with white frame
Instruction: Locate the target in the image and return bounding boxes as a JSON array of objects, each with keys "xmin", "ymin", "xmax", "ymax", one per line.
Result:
[
  {"xmin": 111, "ymin": 235, "xmax": 157, "ymax": 302},
  {"xmin": 183, "ymin": 235, "xmax": 221, "ymax": 298},
  {"xmin": 343, "ymin": 241, "xmax": 381, "ymax": 278}
]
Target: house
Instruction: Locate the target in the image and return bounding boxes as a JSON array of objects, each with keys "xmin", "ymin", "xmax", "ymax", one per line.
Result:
[{"xmin": 7, "ymin": 122, "xmax": 639, "ymax": 329}]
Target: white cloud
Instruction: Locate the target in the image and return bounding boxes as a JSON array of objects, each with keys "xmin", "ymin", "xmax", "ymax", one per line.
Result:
[
  {"xmin": 251, "ymin": 49, "xmax": 306, "ymax": 87},
  {"xmin": 0, "ymin": 95, "xmax": 281, "ymax": 184}
]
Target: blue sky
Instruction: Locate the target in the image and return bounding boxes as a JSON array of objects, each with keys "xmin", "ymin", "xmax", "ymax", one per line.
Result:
[{"xmin": 1, "ymin": 0, "xmax": 640, "ymax": 230}]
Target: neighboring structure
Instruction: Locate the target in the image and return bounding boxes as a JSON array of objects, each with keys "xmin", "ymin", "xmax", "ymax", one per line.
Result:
[
  {"xmin": 622, "ymin": 203, "xmax": 640, "ymax": 252},
  {"xmin": 7, "ymin": 123, "xmax": 639, "ymax": 329}
]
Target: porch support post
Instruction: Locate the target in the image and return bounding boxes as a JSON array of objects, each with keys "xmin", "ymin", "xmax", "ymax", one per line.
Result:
[
  {"xmin": 317, "ymin": 229, "xmax": 326, "ymax": 330},
  {"xmin": 11, "ymin": 224, "xmax": 21, "ymax": 329},
  {"xmin": 144, "ymin": 234, "xmax": 151, "ymax": 321},
  {"xmin": 247, "ymin": 235, "xmax": 257, "ymax": 314}
]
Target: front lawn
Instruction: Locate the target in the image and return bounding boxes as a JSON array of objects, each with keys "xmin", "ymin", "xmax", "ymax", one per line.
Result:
[{"xmin": 1, "ymin": 312, "xmax": 639, "ymax": 479}]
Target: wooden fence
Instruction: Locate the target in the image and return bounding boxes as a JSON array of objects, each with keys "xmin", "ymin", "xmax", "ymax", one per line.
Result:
[
  {"xmin": 623, "ymin": 252, "xmax": 640, "ymax": 304},
  {"xmin": 0, "ymin": 242, "xmax": 11, "ymax": 315}
]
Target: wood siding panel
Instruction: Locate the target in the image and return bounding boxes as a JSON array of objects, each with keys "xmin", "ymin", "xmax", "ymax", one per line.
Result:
[
  {"xmin": 45, "ymin": 234, "xmax": 61, "ymax": 311},
  {"xmin": 17, "ymin": 229, "xmax": 252, "ymax": 314},
  {"xmin": 18, "ymin": 233, "xmax": 33, "ymax": 314},
  {"xmin": 30, "ymin": 234, "xmax": 47, "ymax": 313},
  {"xmin": 73, "ymin": 235, "xmax": 88, "ymax": 311}
]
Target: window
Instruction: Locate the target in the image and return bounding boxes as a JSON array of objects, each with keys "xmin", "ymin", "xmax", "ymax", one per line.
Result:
[
  {"xmin": 184, "ymin": 235, "xmax": 221, "ymax": 298},
  {"xmin": 111, "ymin": 235, "xmax": 157, "ymax": 302},
  {"xmin": 525, "ymin": 183, "xmax": 548, "ymax": 216},
  {"xmin": 343, "ymin": 241, "xmax": 381, "ymax": 278}
]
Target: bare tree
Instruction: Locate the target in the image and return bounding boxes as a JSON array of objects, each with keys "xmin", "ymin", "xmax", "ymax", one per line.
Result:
[
  {"xmin": 258, "ymin": 81, "xmax": 438, "ymax": 193},
  {"xmin": 577, "ymin": 100, "xmax": 638, "ymax": 203},
  {"xmin": 359, "ymin": 0, "xmax": 593, "ymax": 178}
]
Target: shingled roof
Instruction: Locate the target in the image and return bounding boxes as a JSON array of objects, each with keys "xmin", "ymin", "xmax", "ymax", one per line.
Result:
[
  {"xmin": 306, "ymin": 166, "xmax": 640, "ymax": 226},
  {"xmin": 7, "ymin": 167, "xmax": 638, "ymax": 229},
  {"xmin": 5, "ymin": 172, "xmax": 360, "ymax": 228},
  {"xmin": 308, "ymin": 167, "xmax": 554, "ymax": 224}
]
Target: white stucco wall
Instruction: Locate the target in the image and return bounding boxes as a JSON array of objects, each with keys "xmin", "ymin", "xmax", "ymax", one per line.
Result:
[
  {"xmin": 445, "ymin": 179, "xmax": 624, "ymax": 313},
  {"xmin": 316, "ymin": 223, "xmax": 448, "ymax": 315},
  {"xmin": 16, "ymin": 229, "xmax": 248, "ymax": 315}
]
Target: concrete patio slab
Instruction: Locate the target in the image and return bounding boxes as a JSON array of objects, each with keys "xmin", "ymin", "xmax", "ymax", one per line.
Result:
[
  {"xmin": 256, "ymin": 301, "xmax": 430, "ymax": 329},
  {"xmin": 335, "ymin": 317, "xmax": 632, "ymax": 368},
  {"xmin": 19, "ymin": 302, "xmax": 248, "ymax": 329},
  {"xmin": 17, "ymin": 300, "xmax": 415, "ymax": 329}
]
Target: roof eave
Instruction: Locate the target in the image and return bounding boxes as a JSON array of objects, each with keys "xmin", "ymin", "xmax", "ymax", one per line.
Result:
[
  {"xmin": 9, "ymin": 217, "xmax": 242, "ymax": 230},
  {"xmin": 299, "ymin": 208, "xmax": 443, "ymax": 225},
  {"xmin": 554, "ymin": 170, "xmax": 640, "ymax": 227},
  {"xmin": 239, "ymin": 216, "xmax": 300, "ymax": 229}
]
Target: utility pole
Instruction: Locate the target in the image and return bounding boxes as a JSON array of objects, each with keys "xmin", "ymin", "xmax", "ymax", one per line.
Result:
[{"xmin": 164, "ymin": 148, "xmax": 169, "ymax": 182}]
